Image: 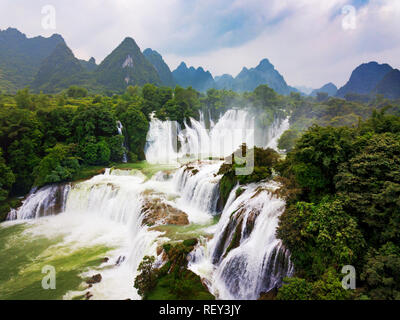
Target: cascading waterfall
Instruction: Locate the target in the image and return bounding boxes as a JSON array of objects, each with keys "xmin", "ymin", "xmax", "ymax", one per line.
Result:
[
  {"xmin": 6, "ymin": 169, "xmax": 181, "ymax": 299},
  {"xmin": 4, "ymin": 106, "xmax": 294, "ymax": 300},
  {"xmin": 7, "ymin": 184, "xmax": 71, "ymax": 220},
  {"xmin": 145, "ymin": 117, "xmax": 181, "ymax": 164},
  {"xmin": 266, "ymin": 117, "xmax": 290, "ymax": 151},
  {"xmin": 189, "ymin": 182, "xmax": 293, "ymax": 300},
  {"xmin": 172, "ymin": 160, "xmax": 223, "ymax": 222},
  {"xmin": 63, "ymin": 170, "xmax": 163, "ymax": 299},
  {"xmin": 117, "ymin": 120, "xmax": 128, "ymax": 163},
  {"xmin": 145, "ymin": 109, "xmax": 288, "ymax": 164}
]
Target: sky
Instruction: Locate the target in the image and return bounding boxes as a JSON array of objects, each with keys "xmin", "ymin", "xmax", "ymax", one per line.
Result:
[{"xmin": 0, "ymin": 0, "xmax": 399, "ymax": 88}]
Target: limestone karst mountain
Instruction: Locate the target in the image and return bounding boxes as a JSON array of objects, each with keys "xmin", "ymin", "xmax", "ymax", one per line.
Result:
[
  {"xmin": 94, "ymin": 37, "xmax": 161, "ymax": 91},
  {"xmin": 143, "ymin": 48, "xmax": 175, "ymax": 87}
]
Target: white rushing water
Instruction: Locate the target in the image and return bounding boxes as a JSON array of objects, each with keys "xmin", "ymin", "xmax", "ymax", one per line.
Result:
[
  {"xmin": 7, "ymin": 184, "xmax": 71, "ymax": 220},
  {"xmin": 188, "ymin": 182, "xmax": 293, "ymax": 300},
  {"xmin": 5, "ymin": 107, "xmax": 293, "ymax": 300},
  {"xmin": 266, "ymin": 117, "xmax": 290, "ymax": 151},
  {"xmin": 172, "ymin": 160, "xmax": 223, "ymax": 222},
  {"xmin": 145, "ymin": 109, "xmax": 289, "ymax": 164},
  {"xmin": 5, "ymin": 164, "xmax": 225, "ymax": 299},
  {"xmin": 116, "ymin": 120, "xmax": 128, "ymax": 163}
]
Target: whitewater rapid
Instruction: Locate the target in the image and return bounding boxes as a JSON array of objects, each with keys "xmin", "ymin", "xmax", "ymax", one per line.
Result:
[
  {"xmin": 188, "ymin": 182, "xmax": 293, "ymax": 300},
  {"xmin": 5, "ymin": 164, "xmax": 223, "ymax": 299}
]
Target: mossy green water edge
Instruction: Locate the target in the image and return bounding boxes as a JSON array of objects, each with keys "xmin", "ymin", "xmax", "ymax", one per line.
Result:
[
  {"xmin": 0, "ymin": 222, "xmax": 112, "ymax": 300},
  {"xmin": 151, "ymin": 216, "xmax": 220, "ymax": 242}
]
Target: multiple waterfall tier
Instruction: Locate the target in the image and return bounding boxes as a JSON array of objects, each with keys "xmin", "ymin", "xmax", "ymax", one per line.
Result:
[
  {"xmin": 145, "ymin": 109, "xmax": 288, "ymax": 164},
  {"xmin": 6, "ymin": 108, "xmax": 292, "ymax": 300},
  {"xmin": 189, "ymin": 182, "xmax": 293, "ymax": 299}
]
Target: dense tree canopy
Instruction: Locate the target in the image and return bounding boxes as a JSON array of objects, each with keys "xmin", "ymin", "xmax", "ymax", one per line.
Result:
[{"xmin": 276, "ymin": 109, "xmax": 400, "ymax": 300}]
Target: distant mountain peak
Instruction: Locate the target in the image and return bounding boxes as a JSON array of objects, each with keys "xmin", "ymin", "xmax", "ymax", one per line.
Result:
[
  {"xmin": 0, "ymin": 27, "xmax": 66, "ymax": 91},
  {"xmin": 121, "ymin": 37, "xmax": 136, "ymax": 46},
  {"xmin": 234, "ymin": 58, "xmax": 291, "ymax": 94},
  {"xmin": 374, "ymin": 68, "xmax": 400, "ymax": 100},
  {"xmin": 143, "ymin": 48, "xmax": 161, "ymax": 58},
  {"xmin": 337, "ymin": 61, "xmax": 394, "ymax": 97},
  {"xmin": 257, "ymin": 58, "xmax": 273, "ymax": 70},
  {"xmin": 3, "ymin": 27, "xmax": 25, "ymax": 37},
  {"xmin": 311, "ymin": 82, "xmax": 338, "ymax": 97},
  {"xmin": 177, "ymin": 62, "xmax": 188, "ymax": 69},
  {"xmin": 95, "ymin": 36, "xmax": 160, "ymax": 90},
  {"xmin": 32, "ymin": 41, "xmax": 85, "ymax": 93},
  {"xmin": 172, "ymin": 62, "xmax": 214, "ymax": 92},
  {"xmin": 143, "ymin": 48, "xmax": 175, "ymax": 87}
]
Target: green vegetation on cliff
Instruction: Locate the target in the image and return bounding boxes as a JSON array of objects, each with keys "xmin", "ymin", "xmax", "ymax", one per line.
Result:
[
  {"xmin": 135, "ymin": 240, "xmax": 214, "ymax": 300},
  {"xmin": 276, "ymin": 108, "xmax": 400, "ymax": 300},
  {"xmin": 217, "ymin": 144, "xmax": 280, "ymax": 207}
]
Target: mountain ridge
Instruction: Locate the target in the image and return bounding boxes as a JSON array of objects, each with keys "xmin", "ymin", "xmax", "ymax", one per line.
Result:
[
  {"xmin": 0, "ymin": 27, "xmax": 65, "ymax": 92},
  {"xmin": 143, "ymin": 48, "xmax": 175, "ymax": 87},
  {"xmin": 311, "ymin": 82, "xmax": 338, "ymax": 97},
  {"xmin": 172, "ymin": 62, "xmax": 215, "ymax": 92},
  {"xmin": 336, "ymin": 61, "xmax": 394, "ymax": 98},
  {"xmin": 1, "ymin": 27, "xmax": 399, "ymax": 99},
  {"xmin": 94, "ymin": 37, "xmax": 161, "ymax": 91}
]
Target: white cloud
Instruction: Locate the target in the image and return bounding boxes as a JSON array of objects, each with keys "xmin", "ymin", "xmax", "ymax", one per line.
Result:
[{"xmin": 0, "ymin": 0, "xmax": 399, "ymax": 88}]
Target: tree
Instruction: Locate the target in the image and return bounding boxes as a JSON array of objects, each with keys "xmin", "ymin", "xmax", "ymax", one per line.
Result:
[
  {"xmin": 107, "ymin": 135, "xmax": 126, "ymax": 162},
  {"xmin": 67, "ymin": 86, "xmax": 87, "ymax": 98},
  {"xmin": 277, "ymin": 277, "xmax": 313, "ymax": 300},
  {"xmin": 0, "ymin": 148, "xmax": 15, "ymax": 202},
  {"xmin": 316, "ymin": 92, "xmax": 329, "ymax": 102},
  {"xmin": 15, "ymin": 88, "xmax": 34, "ymax": 109},
  {"xmin": 284, "ymin": 125, "xmax": 354, "ymax": 201},
  {"xmin": 361, "ymin": 243, "xmax": 400, "ymax": 300},
  {"xmin": 252, "ymin": 84, "xmax": 279, "ymax": 108},
  {"xmin": 158, "ymin": 86, "xmax": 200, "ymax": 125},
  {"xmin": 80, "ymin": 137, "xmax": 111, "ymax": 165},
  {"xmin": 73, "ymin": 104, "xmax": 116, "ymax": 142},
  {"xmin": 277, "ymin": 199, "xmax": 365, "ymax": 278},
  {"xmin": 277, "ymin": 269, "xmax": 352, "ymax": 300},
  {"xmin": 119, "ymin": 107, "xmax": 149, "ymax": 160},
  {"xmin": 126, "ymin": 85, "xmax": 140, "ymax": 97},
  {"xmin": 33, "ymin": 144, "xmax": 79, "ymax": 187},
  {"xmin": 134, "ymin": 256, "xmax": 158, "ymax": 298},
  {"xmin": 277, "ymin": 129, "xmax": 301, "ymax": 152},
  {"xmin": 36, "ymin": 106, "xmax": 75, "ymax": 148},
  {"xmin": 335, "ymin": 132, "xmax": 400, "ymax": 245}
]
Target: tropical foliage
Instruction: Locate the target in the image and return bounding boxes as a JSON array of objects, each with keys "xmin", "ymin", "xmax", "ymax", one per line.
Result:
[{"xmin": 276, "ymin": 108, "xmax": 400, "ymax": 300}]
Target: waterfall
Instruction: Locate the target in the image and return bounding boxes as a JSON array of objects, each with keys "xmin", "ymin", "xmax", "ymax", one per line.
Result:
[
  {"xmin": 145, "ymin": 117, "xmax": 181, "ymax": 164},
  {"xmin": 3, "ymin": 106, "xmax": 294, "ymax": 300},
  {"xmin": 145, "ymin": 109, "xmax": 276, "ymax": 164},
  {"xmin": 117, "ymin": 121, "xmax": 128, "ymax": 163},
  {"xmin": 145, "ymin": 109, "xmax": 289, "ymax": 164},
  {"xmin": 63, "ymin": 170, "xmax": 162, "ymax": 289},
  {"xmin": 189, "ymin": 182, "xmax": 293, "ymax": 300},
  {"xmin": 172, "ymin": 161, "xmax": 223, "ymax": 223},
  {"xmin": 7, "ymin": 183, "xmax": 71, "ymax": 220},
  {"xmin": 266, "ymin": 117, "xmax": 290, "ymax": 151}
]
